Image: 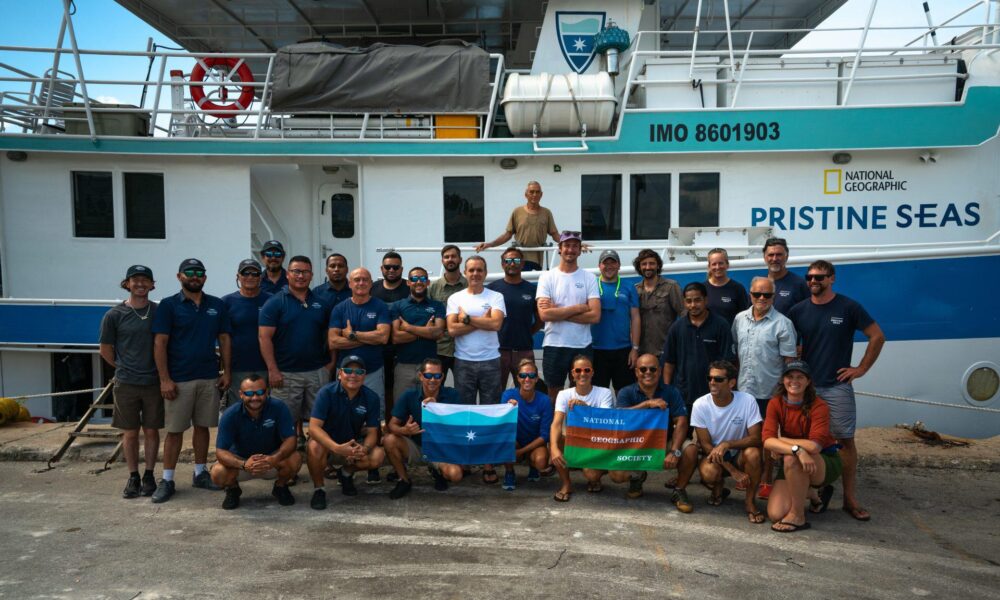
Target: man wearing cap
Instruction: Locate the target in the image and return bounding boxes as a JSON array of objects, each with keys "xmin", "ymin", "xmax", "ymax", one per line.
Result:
[
  {"xmin": 537, "ymin": 231, "xmax": 601, "ymax": 400},
  {"xmin": 390, "ymin": 266, "xmax": 446, "ymax": 401},
  {"xmin": 383, "ymin": 358, "xmax": 466, "ymax": 499},
  {"xmin": 221, "ymin": 259, "xmax": 271, "ymax": 413},
  {"xmin": 211, "ymin": 374, "xmax": 301, "ymax": 510},
  {"xmin": 705, "ymin": 248, "xmax": 751, "ymax": 326},
  {"xmin": 259, "ymin": 240, "xmax": 288, "ymax": 294},
  {"xmin": 312, "ymin": 253, "xmax": 351, "ymax": 317},
  {"xmin": 763, "ymin": 238, "xmax": 809, "ymax": 315},
  {"xmin": 487, "ymin": 247, "xmax": 541, "ymax": 387},
  {"xmin": 151, "ymin": 258, "xmax": 232, "ymax": 503},
  {"xmin": 259, "ymin": 256, "xmax": 332, "ymax": 442},
  {"xmin": 788, "ymin": 260, "xmax": 885, "ymax": 522},
  {"xmin": 591, "ymin": 249, "xmax": 640, "ymax": 391},
  {"xmin": 732, "ymin": 276, "xmax": 797, "ymax": 498},
  {"xmin": 428, "ymin": 244, "xmax": 467, "ymax": 379},
  {"xmin": 476, "ymin": 181, "xmax": 561, "ymax": 270},
  {"xmin": 633, "ymin": 249, "xmax": 684, "ymax": 359},
  {"xmin": 99, "ymin": 264, "xmax": 162, "ymax": 499},
  {"xmin": 306, "ymin": 355, "xmax": 385, "ymax": 509}
]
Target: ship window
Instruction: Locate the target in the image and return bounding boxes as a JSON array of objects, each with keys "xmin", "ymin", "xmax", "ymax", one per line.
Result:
[
  {"xmin": 124, "ymin": 173, "xmax": 165, "ymax": 239},
  {"xmin": 330, "ymin": 193, "xmax": 354, "ymax": 238},
  {"xmin": 679, "ymin": 172, "xmax": 720, "ymax": 227},
  {"xmin": 581, "ymin": 174, "xmax": 622, "ymax": 241},
  {"xmin": 443, "ymin": 176, "xmax": 484, "ymax": 243},
  {"xmin": 72, "ymin": 171, "xmax": 114, "ymax": 238},
  {"xmin": 630, "ymin": 174, "xmax": 671, "ymax": 239}
]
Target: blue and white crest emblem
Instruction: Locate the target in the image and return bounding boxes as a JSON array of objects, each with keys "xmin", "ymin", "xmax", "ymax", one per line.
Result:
[{"xmin": 555, "ymin": 11, "xmax": 605, "ymax": 74}]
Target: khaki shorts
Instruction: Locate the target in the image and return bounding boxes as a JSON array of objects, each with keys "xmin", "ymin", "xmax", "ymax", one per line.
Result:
[
  {"xmin": 403, "ymin": 436, "xmax": 424, "ymax": 467},
  {"xmin": 393, "ymin": 362, "xmax": 420, "ymax": 401},
  {"xmin": 236, "ymin": 468, "xmax": 279, "ymax": 482},
  {"xmin": 165, "ymin": 379, "xmax": 220, "ymax": 433},
  {"xmin": 112, "ymin": 382, "xmax": 164, "ymax": 430},
  {"xmin": 272, "ymin": 369, "xmax": 322, "ymax": 421}
]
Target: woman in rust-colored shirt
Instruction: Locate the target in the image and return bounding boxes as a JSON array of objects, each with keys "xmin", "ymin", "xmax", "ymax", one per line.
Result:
[{"xmin": 762, "ymin": 361, "xmax": 843, "ymax": 532}]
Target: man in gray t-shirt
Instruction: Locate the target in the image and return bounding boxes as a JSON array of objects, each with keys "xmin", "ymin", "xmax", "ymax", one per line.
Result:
[{"xmin": 99, "ymin": 265, "xmax": 164, "ymax": 500}]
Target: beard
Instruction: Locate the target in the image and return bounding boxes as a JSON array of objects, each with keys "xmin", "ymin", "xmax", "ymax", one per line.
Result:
[{"xmin": 182, "ymin": 279, "xmax": 204, "ymax": 293}]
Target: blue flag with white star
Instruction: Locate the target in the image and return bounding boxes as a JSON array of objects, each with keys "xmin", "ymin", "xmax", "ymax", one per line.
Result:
[{"xmin": 421, "ymin": 403, "xmax": 517, "ymax": 465}]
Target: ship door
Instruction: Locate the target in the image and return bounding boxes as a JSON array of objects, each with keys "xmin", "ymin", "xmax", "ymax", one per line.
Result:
[{"xmin": 318, "ymin": 173, "xmax": 360, "ymax": 269}]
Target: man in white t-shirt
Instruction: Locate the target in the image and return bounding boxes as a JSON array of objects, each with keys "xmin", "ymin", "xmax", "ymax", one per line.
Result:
[
  {"xmin": 690, "ymin": 360, "xmax": 765, "ymax": 524},
  {"xmin": 537, "ymin": 231, "xmax": 601, "ymax": 400},
  {"xmin": 447, "ymin": 255, "xmax": 507, "ymax": 407}
]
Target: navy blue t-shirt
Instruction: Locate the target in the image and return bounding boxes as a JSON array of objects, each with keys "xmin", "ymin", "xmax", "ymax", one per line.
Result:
[
  {"xmin": 788, "ymin": 294, "xmax": 875, "ymax": 387},
  {"xmin": 705, "ymin": 279, "xmax": 750, "ymax": 325},
  {"xmin": 772, "ymin": 271, "xmax": 810, "ymax": 315},
  {"xmin": 311, "ymin": 281, "xmax": 351, "ymax": 317},
  {"xmin": 328, "ymin": 297, "xmax": 391, "ymax": 372},
  {"xmin": 390, "ymin": 296, "xmax": 446, "ymax": 364},
  {"xmin": 501, "ymin": 388, "xmax": 553, "ymax": 446},
  {"xmin": 391, "ymin": 385, "xmax": 464, "ymax": 446},
  {"xmin": 662, "ymin": 312, "xmax": 735, "ymax": 406},
  {"xmin": 222, "ymin": 291, "xmax": 271, "ymax": 373},
  {"xmin": 258, "ymin": 289, "xmax": 329, "ymax": 372},
  {"xmin": 260, "ymin": 269, "xmax": 288, "ymax": 295},
  {"xmin": 311, "ymin": 382, "xmax": 381, "ymax": 443},
  {"xmin": 151, "ymin": 291, "xmax": 231, "ymax": 382},
  {"xmin": 216, "ymin": 397, "xmax": 295, "ymax": 457},
  {"xmin": 487, "ymin": 279, "xmax": 538, "ymax": 351},
  {"xmin": 591, "ymin": 278, "xmax": 639, "ymax": 350},
  {"xmin": 617, "ymin": 381, "xmax": 687, "ymax": 441}
]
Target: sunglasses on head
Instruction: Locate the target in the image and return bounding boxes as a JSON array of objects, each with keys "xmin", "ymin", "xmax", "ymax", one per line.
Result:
[
  {"xmin": 573, "ymin": 367, "xmax": 593, "ymax": 374},
  {"xmin": 805, "ymin": 274, "xmax": 829, "ymax": 281},
  {"xmin": 421, "ymin": 372, "xmax": 443, "ymax": 380},
  {"xmin": 382, "ymin": 264, "xmax": 402, "ymax": 271},
  {"xmin": 182, "ymin": 269, "xmax": 206, "ymax": 278},
  {"xmin": 517, "ymin": 372, "xmax": 538, "ymax": 379},
  {"xmin": 503, "ymin": 257, "xmax": 522, "ymax": 265},
  {"xmin": 241, "ymin": 389, "xmax": 266, "ymax": 397},
  {"xmin": 637, "ymin": 366, "xmax": 659, "ymax": 374},
  {"xmin": 341, "ymin": 367, "xmax": 366, "ymax": 375},
  {"xmin": 240, "ymin": 270, "xmax": 261, "ymax": 277},
  {"xmin": 263, "ymin": 250, "xmax": 284, "ymax": 258},
  {"xmin": 750, "ymin": 291, "xmax": 775, "ymax": 299},
  {"xmin": 708, "ymin": 375, "xmax": 729, "ymax": 383},
  {"xmin": 409, "ymin": 275, "xmax": 429, "ymax": 283}
]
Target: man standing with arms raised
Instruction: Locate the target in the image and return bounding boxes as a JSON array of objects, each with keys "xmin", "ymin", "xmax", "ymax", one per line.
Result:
[
  {"xmin": 763, "ymin": 237, "xmax": 809, "ymax": 315},
  {"xmin": 633, "ymin": 249, "xmax": 684, "ymax": 360},
  {"xmin": 151, "ymin": 259, "xmax": 232, "ymax": 503},
  {"xmin": 487, "ymin": 247, "xmax": 541, "ymax": 387},
  {"xmin": 788, "ymin": 260, "xmax": 884, "ymax": 522},
  {"xmin": 477, "ymin": 181, "xmax": 561, "ymax": 270},
  {"xmin": 428, "ymin": 245, "xmax": 467, "ymax": 379},
  {"xmin": 537, "ymin": 231, "xmax": 601, "ymax": 400}
]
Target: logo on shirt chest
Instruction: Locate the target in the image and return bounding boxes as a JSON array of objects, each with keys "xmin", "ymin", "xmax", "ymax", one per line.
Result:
[
  {"xmin": 354, "ymin": 405, "xmax": 368, "ymax": 416},
  {"xmin": 311, "ymin": 302, "xmax": 323, "ymax": 310},
  {"xmin": 262, "ymin": 418, "xmax": 275, "ymax": 428},
  {"xmin": 425, "ymin": 307, "xmax": 436, "ymax": 315},
  {"xmin": 366, "ymin": 312, "xmax": 377, "ymax": 320},
  {"xmin": 779, "ymin": 290, "xmax": 790, "ymax": 297},
  {"xmin": 574, "ymin": 282, "xmax": 584, "ymax": 289},
  {"xmin": 830, "ymin": 317, "xmax": 844, "ymax": 325},
  {"xmin": 721, "ymin": 296, "xmax": 733, "ymax": 304},
  {"xmin": 206, "ymin": 308, "xmax": 219, "ymax": 316},
  {"xmin": 530, "ymin": 414, "xmax": 541, "ymax": 422},
  {"xmin": 521, "ymin": 294, "xmax": 533, "ymax": 301},
  {"xmin": 731, "ymin": 416, "xmax": 745, "ymax": 427},
  {"xmin": 481, "ymin": 303, "xmax": 492, "ymax": 312}
]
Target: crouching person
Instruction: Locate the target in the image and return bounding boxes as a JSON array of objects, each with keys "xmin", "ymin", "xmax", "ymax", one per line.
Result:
[
  {"xmin": 306, "ymin": 355, "xmax": 386, "ymax": 509},
  {"xmin": 211, "ymin": 374, "xmax": 302, "ymax": 510}
]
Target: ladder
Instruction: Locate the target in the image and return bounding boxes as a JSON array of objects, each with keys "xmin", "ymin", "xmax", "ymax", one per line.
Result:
[{"xmin": 46, "ymin": 380, "xmax": 123, "ymax": 471}]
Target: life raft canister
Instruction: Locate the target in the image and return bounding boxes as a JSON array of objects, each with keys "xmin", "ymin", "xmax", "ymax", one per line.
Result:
[{"xmin": 189, "ymin": 57, "xmax": 254, "ymax": 118}]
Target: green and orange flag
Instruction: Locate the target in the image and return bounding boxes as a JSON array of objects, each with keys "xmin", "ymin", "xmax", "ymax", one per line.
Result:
[{"xmin": 565, "ymin": 405, "xmax": 668, "ymax": 471}]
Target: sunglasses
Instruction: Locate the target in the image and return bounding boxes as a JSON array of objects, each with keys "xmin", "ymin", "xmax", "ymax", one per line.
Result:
[
  {"xmin": 289, "ymin": 269, "xmax": 312, "ymax": 276},
  {"xmin": 240, "ymin": 271, "xmax": 261, "ymax": 277},
  {"xmin": 182, "ymin": 269, "xmax": 206, "ymax": 278},
  {"xmin": 409, "ymin": 275, "xmax": 429, "ymax": 283},
  {"xmin": 421, "ymin": 372, "xmax": 444, "ymax": 380},
  {"xmin": 637, "ymin": 366, "xmax": 659, "ymax": 374},
  {"xmin": 382, "ymin": 264, "xmax": 402, "ymax": 271},
  {"xmin": 708, "ymin": 376, "xmax": 729, "ymax": 383},
  {"xmin": 263, "ymin": 251, "xmax": 284, "ymax": 258},
  {"xmin": 503, "ymin": 258, "xmax": 522, "ymax": 265},
  {"xmin": 241, "ymin": 389, "xmax": 266, "ymax": 397},
  {"xmin": 805, "ymin": 274, "xmax": 829, "ymax": 281},
  {"xmin": 750, "ymin": 292, "xmax": 775, "ymax": 299},
  {"xmin": 341, "ymin": 367, "xmax": 367, "ymax": 375},
  {"xmin": 573, "ymin": 367, "xmax": 593, "ymax": 374},
  {"xmin": 517, "ymin": 372, "xmax": 538, "ymax": 379}
]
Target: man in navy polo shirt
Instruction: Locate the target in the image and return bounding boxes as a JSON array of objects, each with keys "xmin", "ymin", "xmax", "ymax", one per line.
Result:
[
  {"xmin": 487, "ymin": 247, "xmax": 541, "ymax": 387},
  {"xmin": 151, "ymin": 258, "xmax": 232, "ymax": 503},
  {"xmin": 210, "ymin": 374, "xmax": 301, "ymax": 510},
  {"xmin": 614, "ymin": 354, "xmax": 696, "ymax": 512},
  {"xmin": 390, "ymin": 266, "xmax": 445, "ymax": 401},
  {"xmin": 222, "ymin": 259, "xmax": 271, "ymax": 413},
  {"xmin": 591, "ymin": 249, "xmax": 640, "ymax": 392},
  {"xmin": 259, "ymin": 240, "xmax": 289, "ymax": 294},
  {"xmin": 306, "ymin": 356, "xmax": 385, "ymax": 509},
  {"xmin": 259, "ymin": 256, "xmax": 332, "ymax": 441},
  {"xmin": 662, "ymin": 282, "xmax": 735, "ymax": 411},
  {"xmin": 763, "ymin": 237, "xmax": 809, "ymax": 315},
  {"xmin": 312, "ymin": 253, "xmax": 351, "ymax": 316}
]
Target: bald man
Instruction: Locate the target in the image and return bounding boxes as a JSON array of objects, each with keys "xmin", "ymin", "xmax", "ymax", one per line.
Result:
[{"xmin": 476, "ymin": 181, "xmax": 561, "ymax": 270}]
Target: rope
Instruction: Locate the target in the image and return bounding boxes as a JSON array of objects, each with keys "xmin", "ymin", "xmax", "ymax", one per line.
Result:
[
  {"xmin": 3, "ymin": 387, "xmax": 105, "ymax": 402},
  {"xmin": 855, "ymin": 390, "xmax": 1000, "ymax": 413}
]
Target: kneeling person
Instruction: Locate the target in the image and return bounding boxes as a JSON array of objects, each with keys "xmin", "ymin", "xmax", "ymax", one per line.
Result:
[
  {"xmin": 211, "ymin": 375, "xmax": 302, "ymax": 510},
  {"xmin": 501, "ymin": 359, "xmax": 553, "ymax": 491},
  {"xmin": 383, "ymin": 358, "xmax": 466, "ymax": 499},
  {"xmin": 306, "ymin": 355, "xmax": 386, "ymax": 509}
]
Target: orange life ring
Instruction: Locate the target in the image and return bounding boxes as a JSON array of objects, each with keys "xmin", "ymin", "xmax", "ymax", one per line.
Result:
[{"xmin": 189, "ymin": 57, "xmax": 254, "ymax": 118}]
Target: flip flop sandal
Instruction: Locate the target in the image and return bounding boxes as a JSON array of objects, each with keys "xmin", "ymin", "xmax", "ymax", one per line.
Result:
[
  {"xmin": 809, "ymin": 484, "xmax": 835, "ymax": 514},
  {"xmin": 482, "ymin": 469, "xmax": 499, "ymax": 484},
  {"xmin": 587, "ymin": 481, "xmax": 604, "ymax": 493},
  {"xmin": 747, "ymin": 510, "xmax": 766, "ymax": 524},
  {"xmin": 843, "ymin": 505, "xmax": 871, "ymax": 521},
  {"xmin": 771, "ymin": 520, "xmax": 811, "ymax": 533},
  {"xmin": 553, "ymin": 490, "xmax": 572, "ymax": 502},
  {"xmin": 707, "ymin": 487, "xmax": 731, "ymax": 506}
]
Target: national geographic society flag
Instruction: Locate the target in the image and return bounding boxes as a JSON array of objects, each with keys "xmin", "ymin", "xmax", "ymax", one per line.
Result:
[
  {"xmin": 422, "ymin": 403, "xmax": 517, "ymax": 465},
  {"xmin": 565, "ymin": 405, "xmax": 668, "ymax": 471}
]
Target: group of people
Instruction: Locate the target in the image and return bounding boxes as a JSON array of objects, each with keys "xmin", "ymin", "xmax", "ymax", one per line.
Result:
[{"xmin": 98, "ymin": 182, "xmax": 884, "ymax": 533}]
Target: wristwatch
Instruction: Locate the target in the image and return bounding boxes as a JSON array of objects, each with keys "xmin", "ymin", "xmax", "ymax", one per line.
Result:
[
  {"xmin": 348, "ymin": 331, "xmax": 358, "ymax": 341},
  {"xmin": 791, "ymin": 444, "xmax": 800, "ymax": 455},
  {"xmin": 671, "ymin": 449, "xmax": 683, "ymax": 458},
  {"xmin": 462, "ymin": 314, "xmax": 471, "ymax": 325}
]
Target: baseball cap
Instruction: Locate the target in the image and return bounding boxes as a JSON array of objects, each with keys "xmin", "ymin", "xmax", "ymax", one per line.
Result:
[
  {"xmin": 238, "ymin": 258, "xmax": 262, "ymax": 273},
  {"xmin": 558, "ymin": 230, "xmax": 582, "ymax": 244},
  {"xmin": 340, "ymin": 355, "xmax": 367, "ymax": 370},
  {"xmin": 599, "ymin": 249, "xmax": 620, "ymax": 263},
  {"xmin": 262, "ymin": 240, "xmax": 285, "ymax": 253},
  {"xmin": 178, "ymin": 258, "xmax": 206, "ymax": 273},
  {"xmin": 782, "ymin": 360, "xmax": 812, "ymax": 378},
  {"xmin": 125, "ymin": 264, "xmax": 154, "ymax": 280}
]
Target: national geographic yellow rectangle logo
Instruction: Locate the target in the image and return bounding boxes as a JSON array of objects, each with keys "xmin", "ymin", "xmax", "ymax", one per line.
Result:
[{"xmin": 824, "ymin": 169, "xmax": 842, "ymax": 194}]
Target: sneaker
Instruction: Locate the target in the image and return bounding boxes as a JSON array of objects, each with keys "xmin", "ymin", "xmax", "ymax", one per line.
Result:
[
  {"xmin": 310, "ymin": 488, "xmax": 327, "ymax": 510},
  {"xmin": 389, "ymin": 478, "xmax": 413, "ymax": 500},
  {"xmin": 339, "ymin": 470, "xmax": 358, "ymax": 496},
  {"xmin": 627, "ymin": 471, "xmax": 648, "ymax": 499},
  {"xmin": 502, "ymin": 470, "xmax": 516, "ymax": 491},
  {"xmin": 367, "ymin": 469, "xmax": 382, "ymax": 485},
  {"xmin": 141, "ymin": 472, "xmax": 156, "ymax": 497},
  {"xmin": 671, "ymin": 488, "xmax": 694, "ymax": 513},
  {"xmin": 122, "ymin": 474, "xmax": 141, "ymax": 499},
  {"xmin": 222, "ymin": 485, "xmax": 242, "ymax": 510},
  {"xmin": 151, "ymin": 479, "xmax": 175, "ymax": 504},
  {"xmin": 272, "ymin": 483, "xmax": 295, "ymax": 506},
  {"xmin": 428, "ymin": 465, "xmax": 449, "ymax": 492},
  {"xmin": 386, "ymin": 471, "xmax": 400, "ymax": 483},
  {"xmin": 758, "ymin": 483, "xmax": 773, "ymax": 500},
  {"xmin": 192, "ymin": 470, "xmax": 220, "ymax": 490},
  {"xmin": 527, "ymin": 467, "xmax": 541, "ymax": 482}
]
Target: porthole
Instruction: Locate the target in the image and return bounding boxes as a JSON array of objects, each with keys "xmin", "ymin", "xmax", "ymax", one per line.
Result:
[{"xmin": 962, "ymin": 362, "xmax": 1000, "ymax": 407}]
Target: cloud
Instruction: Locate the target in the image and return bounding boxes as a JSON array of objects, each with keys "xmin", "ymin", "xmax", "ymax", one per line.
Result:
[{"xmin": 94, "ymin": 95, "xmax": 123, "ymax": 105}]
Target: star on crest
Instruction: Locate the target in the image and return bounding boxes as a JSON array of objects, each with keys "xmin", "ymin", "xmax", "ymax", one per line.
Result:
[
  {"xmin": 573, "ymin": 38, "xmax": 587, "ymax": 51},
  {"xmin": 465, "ymin": 431, "xmax": 477, "ymax": 442}
]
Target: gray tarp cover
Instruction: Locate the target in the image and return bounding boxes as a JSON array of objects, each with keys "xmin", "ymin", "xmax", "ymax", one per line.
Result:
[{"xmin": 270, "ymin": 40, "xmax": 491, "ymax": 113}]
